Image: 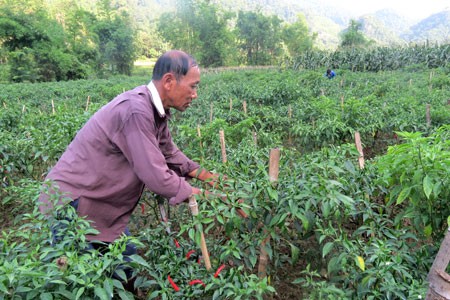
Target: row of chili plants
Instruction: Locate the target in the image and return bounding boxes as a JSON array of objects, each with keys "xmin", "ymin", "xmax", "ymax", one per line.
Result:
[{"xmin": 1, "ymin": 66, "xmax": 450, "ymax": 298}]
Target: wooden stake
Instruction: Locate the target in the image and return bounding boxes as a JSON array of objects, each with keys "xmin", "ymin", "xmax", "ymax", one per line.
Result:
[
  {"xmin": 85, "ymin": 95, "xmax": 90, "ymax": 112},
  {"xmin": 51, "ymin": 99, "xmax": 55, "ymax": 114},
  {"xmin": 229, "ymin": 98, "xmax": 233, "ymax": 112},
  {"xmin": 268, "ymin": 148, "xmax": 280, "ymax": 183},
  {"xmin": 354, "ymin": 131, "xmax": 365, "ymax": 169},
  {"xmin": 219, "ymin": 130, "xmax": 227, "ymax": 163},
  {"xmin": 258, "ymin": 148, "xmax": 280, "ymax": 280},
  {"xmin": 288, "ymin": 105, "xmax": 292, "ymax": 145},
  {"xmin": 189, "ymin": 195, "xmax": 211, "ymax": 271},
  {"xmin": 197, "ymin": 124, "xmax": 203, "ymax": 149},
  {"xmin": 253, "ymin": 130, "xmax": 257, "ymax": 146},
  {"xmin": 210, "ymin": 102, "xmax": 213, "ymax": 123},
  {"xmin": 426, "ymin": 104, "xmax": 431, "ymax": 128},
  {"xmin": 22, "ymin": 105, "xmax": 26, "ymax": 113},
  {"xmin": 243, "ymin": 101, "xmax": 247, "ymax": 115}
]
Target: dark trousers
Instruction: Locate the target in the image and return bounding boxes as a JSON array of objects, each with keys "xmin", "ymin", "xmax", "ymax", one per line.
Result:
[{"xmin": 52, "ymin": 198, "xmax": 137, "ymax": 281}]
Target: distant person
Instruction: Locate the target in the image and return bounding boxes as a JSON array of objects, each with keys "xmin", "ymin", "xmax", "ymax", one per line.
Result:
[{"xmin": 325, "ymin": 69, "xmax": 336, "ymax": 79}]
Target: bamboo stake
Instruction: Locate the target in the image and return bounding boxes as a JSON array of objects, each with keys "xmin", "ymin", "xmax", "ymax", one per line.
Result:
[
  {"xmin": 243, "ymin": 101, "xmax": 247, "ymax": 115},
  {"xmin": 189, "ymin": 195, "xmax": 211, "ymax": 271},
  {"xmin": 426, "ymin": 104, "xmax": 431, "ymax": 128},
  {"xmin": 229, "ymin": 98, "xmax": 232, "ymax": 112},
  {"xmin": 210, "ymin": 102, "xmax": 214, "ymax": 123},
  {"xmin": 354, "ymin": 131, "xmax": 365, "ymax": 169},
  {"xmin": 22, "ymin": 105, "xmax": 26, "ymax": 113},
  {"xmin": 268, "ymin": 148, "xmax": 280, "ymax": 182},
  {"xmin": 253, "ymin": 130, "xmax": 257, "ymax": 146},
  {"xmin": 197, "ymin": 124, "xmax": 203, "ymax": 150},
  {"xmin": 51, "ymin": 99, "xmax": 55, "ymax": 114},
  {"xmin": 288, "ymin": 105, "xmax": 292, "ymax": 145},
  {"xmin": 219, "ymin": 130, "xmax": 227, "ymax": 163},
  {"xmin": 258, "ymin": 148, "xmax": 280, "ymax": 280},
  {"xmin": 85, "ymin": 95, "xmax": 90, "ymax": 112},
  {"xmin": 2, "ymin": 102, "xmax": 6, "ymax": 108}
]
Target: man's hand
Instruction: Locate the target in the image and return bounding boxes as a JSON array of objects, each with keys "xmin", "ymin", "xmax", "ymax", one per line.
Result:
[{"xmin": 188, "ymin": 168, "xmax": 220, "ymax": 188}]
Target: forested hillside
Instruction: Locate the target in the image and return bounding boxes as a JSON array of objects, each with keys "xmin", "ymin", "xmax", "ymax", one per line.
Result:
[{"xmin": 0, "ymin": 0, "xmax": 448, "ymax": 84}]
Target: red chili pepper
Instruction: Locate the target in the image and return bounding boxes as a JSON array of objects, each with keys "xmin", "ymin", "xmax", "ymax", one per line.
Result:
[
  {"xmin": 189, "ymin": 279, "xmax": 206, "ymax": 287},
  {"xmin": 214, "ymin": 264, "xmax": 226, "ymax": 278},
  {"xmin": 174, "ymin": 239, "xmax": 180, "ymax": 248},
  {"xmin": 140, "ymin": 203, "xmax": 145, "ymax": 214},
  {"xmin": 186, "ymin": 249, "xmax": 196, "ymax": 260},
  {"xmin": 168, "ymin": 275, "xmax": 180, "ymax": 292}
]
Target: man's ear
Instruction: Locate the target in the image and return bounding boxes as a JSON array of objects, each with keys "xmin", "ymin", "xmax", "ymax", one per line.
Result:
[{"xmin": 162, "ymin": 73, "xmax": 176, "ymax": 91}]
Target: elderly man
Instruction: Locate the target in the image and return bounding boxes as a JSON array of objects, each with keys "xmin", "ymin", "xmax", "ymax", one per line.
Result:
[{"xmin": 39, "ymin": 50, "xmax": 220, "ymax": 293}]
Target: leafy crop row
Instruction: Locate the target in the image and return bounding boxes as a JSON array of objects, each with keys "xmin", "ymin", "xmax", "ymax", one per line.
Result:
[{"xmin": 1, "ymin": 66, "xmax": 450, "ymax": 299}]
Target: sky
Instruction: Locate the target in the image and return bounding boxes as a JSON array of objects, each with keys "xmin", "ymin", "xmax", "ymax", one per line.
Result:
[{"xmin": 331, "ymin": 0, "xmax": 450, "ymax": 19}]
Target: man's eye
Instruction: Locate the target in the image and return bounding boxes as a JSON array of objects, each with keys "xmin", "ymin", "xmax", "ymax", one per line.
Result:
[{"xmin": 192, "ymin": 84, "xmax": 199, "ymax": 90}]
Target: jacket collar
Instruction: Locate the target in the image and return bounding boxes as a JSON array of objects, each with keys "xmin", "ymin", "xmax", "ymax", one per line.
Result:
[{"xmin": 147, "ymin": 81, "xmax": 166, "ymax": 118}]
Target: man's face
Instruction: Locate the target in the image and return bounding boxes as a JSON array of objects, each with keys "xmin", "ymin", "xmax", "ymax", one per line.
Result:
[{"xmin": 167, "ymin": 66, "xmax": 200, "ymax": 112}]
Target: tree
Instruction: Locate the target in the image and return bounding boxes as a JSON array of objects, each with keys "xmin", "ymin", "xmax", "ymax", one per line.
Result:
[
  {"xmin": 158, "ymin": 0, "xmax": 235, "ymax": 67},
  {"xmin": 340, "ymin": 19, "xmax": 370, "ymax": 49},
  {"xmin": 192, "ymin": 1, "xmax": 235, "ymax": 67},
  {"xmin": 0, "ymin": 5, "xmax": 87, "ymax": 82},
  {"xmin": 94, "ymin": 0, "xmax": 137, "ymax": 75},
  {"xmin": 236, "ymin": 10, "xmax": 284, "ymax": 65},
  {"xmin": 282, "ymin": 13, "xmax": 316, "ymax": 57}
]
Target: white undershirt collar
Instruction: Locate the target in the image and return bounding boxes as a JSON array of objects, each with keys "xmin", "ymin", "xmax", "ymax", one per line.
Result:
[{"xmin": 147, "ymin": 81, "xmax": 166, "ymax": 117}]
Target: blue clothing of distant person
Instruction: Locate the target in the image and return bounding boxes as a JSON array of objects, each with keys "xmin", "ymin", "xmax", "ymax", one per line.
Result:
[{"xmin": 325, "ymin": 69, "xmax": 336, "ymax": 79}]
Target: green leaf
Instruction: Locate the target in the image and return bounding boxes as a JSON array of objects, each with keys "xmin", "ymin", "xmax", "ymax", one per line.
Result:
[
  {"xmin": 0, "ymin": 282, "xmax": 9, "ymax": 294},
  {"xmin": 289, "ymin": 242, "xmax": 300, "ymax": 264},
  {"xmin": 202, "ymin": 218, "xmax": 214, "ymax": 224},
  {"xmin": 129, "ymin": 254, "xmax": 150, "ymax": 268},
  {"xmin": 75, "ymin": 287, "xmax": 85, "ymax": 300},
  {"xmin": 396, "ymin": 187, "xmax": 411, "ymax": 205},
  {"xmin": 266, "ymin": 186, "xmax": 278, "ymax": 201},
  {"xmin": 423, "ymin": 175, "xmax": 433, "ymax": 199},
  {"xmin": 40, "ymin": 293, "xmax": 53, "ymax": 300},
  {"xmin": 335, "ymin": 192, "xmax": 354, "ymax": 206},
  {"xmin": 322, "ymin": 242, "xmax": 334, "ymax": 258},
  {"xmin": 94, "ymin": 286, "xmax": 109, "ymax": 300},
  {"xmin": 217, "ymin": 214, "xmax": 224, "ymax": 224},
  {"xmin": 118, "ymin": 290, "xmax": 134, "ymax": 300},
  {"xmin": 424, "ymin": 224, "xmax": 433, "ymax": 237},
  {"xmin": 295, "ymin": 212, "xmax": 310, "ymax": 231},
  {"xmin": 355, "ymin": 255, "xmax": 365, "ymax": 271}
]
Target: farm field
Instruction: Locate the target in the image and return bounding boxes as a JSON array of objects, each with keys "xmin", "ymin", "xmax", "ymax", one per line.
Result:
[{"xmin": 1, "ymin": 66, "xmax": 450, "ymax": 299}]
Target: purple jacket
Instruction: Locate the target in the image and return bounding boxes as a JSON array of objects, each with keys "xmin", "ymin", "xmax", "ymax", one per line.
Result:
[{"xmin": 39, "ymin": 85, "xmax": 199, "ymax": 242}]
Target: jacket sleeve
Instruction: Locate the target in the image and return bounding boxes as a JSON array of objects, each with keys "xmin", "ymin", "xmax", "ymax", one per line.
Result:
[
  {"xmin": 111, "ymin": 112, "xmax": 194, "ymax": 205},
  {"xmin": 158, "ymin": 121, "xmax": 200, "ymax": 177}
]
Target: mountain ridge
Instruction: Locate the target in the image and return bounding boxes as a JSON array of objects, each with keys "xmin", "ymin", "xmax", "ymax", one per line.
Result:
[{"xmin": 140, "ymin": 0, "xmax": 450, "ymax": 49}]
